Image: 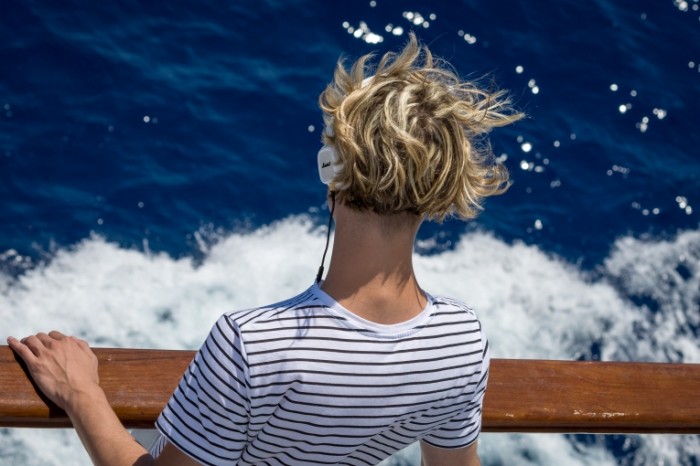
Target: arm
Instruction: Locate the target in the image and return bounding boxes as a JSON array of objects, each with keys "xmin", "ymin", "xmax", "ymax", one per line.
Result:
[
  {"xmin": 6, "ymin": 332, "xmax": 200, "ymax": 466},
  {"xmin": 420, "ymin": 440, "xmax": 481, "ymax": 466}
]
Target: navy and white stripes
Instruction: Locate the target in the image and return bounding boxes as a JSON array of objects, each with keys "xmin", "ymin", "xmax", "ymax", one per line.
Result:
[{"xmin": 155, "ymin": 284, "xmax": 489, "ymax": 465}]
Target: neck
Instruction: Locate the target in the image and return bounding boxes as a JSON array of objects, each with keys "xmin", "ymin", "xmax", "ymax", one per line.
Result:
[{"xmin": 320, "ymin": 203, "xmax": 426, "ymax": 325}]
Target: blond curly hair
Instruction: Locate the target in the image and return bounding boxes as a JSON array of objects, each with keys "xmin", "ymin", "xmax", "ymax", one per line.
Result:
[{"xmin": 318, "ymin": 33, "xmax": 524, "ymax": 221}]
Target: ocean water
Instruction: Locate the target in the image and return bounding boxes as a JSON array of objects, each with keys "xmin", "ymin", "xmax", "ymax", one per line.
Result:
[{"xmin": 1, "ymin": 0, "xmax": 699, "ymax": 465}]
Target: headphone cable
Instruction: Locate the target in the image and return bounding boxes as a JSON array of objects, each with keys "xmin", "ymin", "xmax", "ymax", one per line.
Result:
[{"xmin": 315, "ymin": 191, "xmax": 336, "ymax": 283}]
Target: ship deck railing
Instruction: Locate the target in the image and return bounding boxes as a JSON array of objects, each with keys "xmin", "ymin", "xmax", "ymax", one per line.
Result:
[{"xmin": 1, "ymin": 346, "xmax": 699, "ymax": 433}]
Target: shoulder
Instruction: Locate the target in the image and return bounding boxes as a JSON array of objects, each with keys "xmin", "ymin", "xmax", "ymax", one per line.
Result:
[
  {"xmin": 219, "ymin": 286, "xmax": 330, "ymax": 332},
  {"xmin": 192, "ymin": 287, "xmax": 325, "ymax": 363},
  {"xmin": 428, "ymin": 294, "xmax": 489, "ymax": 356},
  {"xmin": 429, "ymin": 294, "xmax": 482, "ymax": 325}
]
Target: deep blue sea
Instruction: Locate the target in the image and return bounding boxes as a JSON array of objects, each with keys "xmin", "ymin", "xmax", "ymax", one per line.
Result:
[{"xmin": 1, "ymin": 1, "xmax": 699, "ymax": 465}]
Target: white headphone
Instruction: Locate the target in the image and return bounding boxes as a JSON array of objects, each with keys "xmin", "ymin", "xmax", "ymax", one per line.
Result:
[
  {"xmin": 317, "ymin": 125, "xmax": 342, "ymax": 185},
  {"xmin": 317, "ymin": 76, "xmax": 374, "ymax": 186},
  {"xmin": 315, "ymin": 125, "xmax": 339, "ymax": 283}
]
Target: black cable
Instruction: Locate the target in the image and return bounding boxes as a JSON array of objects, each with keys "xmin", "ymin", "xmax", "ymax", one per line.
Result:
[{"xmin": 315, "ymin": 191, "xmax": 336, "ymax": 283}]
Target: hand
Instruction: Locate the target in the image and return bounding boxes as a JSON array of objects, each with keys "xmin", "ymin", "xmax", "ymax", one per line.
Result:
[{"xmin": 7, "ymin": 331, "xmax": 101, "ymax": 412}]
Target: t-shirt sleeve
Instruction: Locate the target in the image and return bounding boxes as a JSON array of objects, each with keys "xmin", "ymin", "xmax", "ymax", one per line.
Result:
[
  {"xmin": 155, "ymin": 314, "xmax": 250, "ymax": 466},
  {"xmin": 422, "ymin": 327, "xmax": 490, "ymax": 449}
]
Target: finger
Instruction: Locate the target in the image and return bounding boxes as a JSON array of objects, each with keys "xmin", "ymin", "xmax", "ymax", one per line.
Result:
[
  {"xmin": 69, "ymin": 336, "xmax": 90, "ymax": 349},
  {"xmin": 7, "ymin": 336, "xmax": 39, "ymax": 364},
  {"xmin": 7, "ymin": 336, "xmax": 22, "ymax": 350},
  {"xmin": 48, "ymin": 330, "xmax": 68, "ymax": 340},
  {"xmin": 35, "ymin": 332, "xmax": 54, "ymax": 346},
  {"xmin": 21, "ymin": 334, "xmax": 49, "ymax": 355}
]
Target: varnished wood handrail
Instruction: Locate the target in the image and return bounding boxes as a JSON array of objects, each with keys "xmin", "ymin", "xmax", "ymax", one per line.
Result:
[{"xmin": 1, "ymin": 346, "xmax": 699, "ymax": 433}]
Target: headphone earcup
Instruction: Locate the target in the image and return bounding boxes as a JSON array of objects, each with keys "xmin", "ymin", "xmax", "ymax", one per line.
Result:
[{"xmin": 317, "ymin": 145, "xmax": 339, "ymax": 185}]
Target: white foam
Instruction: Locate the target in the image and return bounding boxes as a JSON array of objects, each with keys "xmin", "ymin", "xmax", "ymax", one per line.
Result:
[
  {"xmin": 2, "ymin": 217, "xmax": 328, "ymax": 349},
  {"xmin": 1, "ymin": 217, "xmax": 699, "ymax": 465},
  {"xmin": 603, "ymin": 229, "xmax": 700, "ymax": 363},
  {"xmin": 415, "ymin": 233, "xmax": 634, "ymax": 361}
]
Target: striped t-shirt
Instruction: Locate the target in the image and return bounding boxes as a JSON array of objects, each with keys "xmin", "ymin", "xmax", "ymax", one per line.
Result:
[{"xmin": 154, "ymin": 283, "xmax": 489, "ymax": 465}]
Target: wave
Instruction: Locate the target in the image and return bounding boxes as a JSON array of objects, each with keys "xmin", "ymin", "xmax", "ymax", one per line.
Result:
[{"xmin": 1, "ymin": 216, "xmax": 699, "ymax": 465}]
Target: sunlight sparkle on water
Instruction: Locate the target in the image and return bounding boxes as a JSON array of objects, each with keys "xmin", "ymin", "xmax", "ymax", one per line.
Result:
[
  {"xmin": 528, "ymin": 78, "xmax": 539, "ymax": 94},
  {"xmin": 403, "ymin": 11, "xmax": 433, "ymax": 28},
  {"xmin": 676, "ymin": 196, "xmax": 694, "ymax": 215},
  {"xmin": 652, "ymin": 108, "xmax": 667, "ymax": 119},
  {"xmin": 606, "ymin": 165, "xmax": 630, "ymax": 177},
  {"xmin": 385, "ymin": 24, "xmax": 404, "ymax": 35},
  {"xmin": 457, "ymin": 30, "xmax": 477, "ymax": 45},
  {"xmin": 343, "ymin": 21, "xmax": 384, "ymax": 44},
  {"xmin": 631, "ymin": 202, "xmax": 662, "ymax": 217},
  {"xmin": 636, "ymin": 116, "xmax": 650, "ymax": 133},
  {"xmin": 675, "ymin": 0, "xmax": 689, "ymax": 12}
]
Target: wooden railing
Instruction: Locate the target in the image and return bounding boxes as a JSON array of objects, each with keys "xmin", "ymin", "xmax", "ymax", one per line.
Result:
[{"xmin": 1, "ymin": 346, "xmax": 699, "ymax": 433}]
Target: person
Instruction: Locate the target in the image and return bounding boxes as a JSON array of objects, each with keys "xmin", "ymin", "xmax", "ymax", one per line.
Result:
[{"xmin": 7, "ymin": 33, "xmax": 522, "ymax": 466}]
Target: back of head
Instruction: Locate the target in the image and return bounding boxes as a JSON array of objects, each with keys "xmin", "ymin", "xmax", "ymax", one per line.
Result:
[{"xmin": 319, "ymin": 33, "xmax": 524, "ymax": 222}]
